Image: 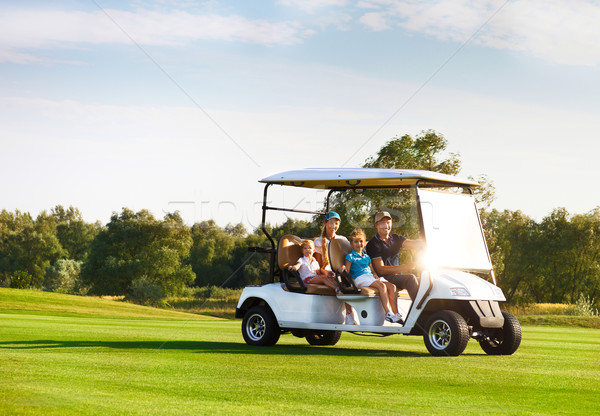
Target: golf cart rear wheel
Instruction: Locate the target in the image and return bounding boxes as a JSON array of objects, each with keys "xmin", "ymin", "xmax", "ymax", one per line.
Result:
[
  {"xmin": 242, "ymin": 305, "xmax": 280, "ymax": 346},
  {"xmin": 423, "ymin": 310, "xmax": 469, "ymax": 356},
  {"xmin": 305, "ymin": 330, "xmax": 342, "ymax": 346},
  {"xmin": 479, "ymin": 311, "xmax": 522, "ymax": 355}
]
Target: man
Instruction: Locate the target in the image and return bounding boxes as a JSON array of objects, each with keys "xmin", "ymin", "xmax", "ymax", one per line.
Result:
[{"xmin": 365, "ymin": 211, "xmax": 422, "ymax": 300}]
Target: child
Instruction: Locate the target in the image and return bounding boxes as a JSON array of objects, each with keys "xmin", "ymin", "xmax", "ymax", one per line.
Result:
[
  {"xmin": 341, "ymin": 229, "xmax": 403, "ymax": 324},
  {"xmin": 287, "ymin": 239, "xmax": 338, "ymax": 291}
]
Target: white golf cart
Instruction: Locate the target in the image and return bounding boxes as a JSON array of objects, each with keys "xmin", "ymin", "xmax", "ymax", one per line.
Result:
[{"xmin": 235, "ymin": 168, "xmax": 521, "ymax": 356}]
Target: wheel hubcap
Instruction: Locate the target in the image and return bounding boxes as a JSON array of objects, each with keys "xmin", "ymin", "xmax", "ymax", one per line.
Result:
[
  {"xmin": 429, "ymin": 319, "xmax": 451, "ymax": 350},
  {"xmin": 246, "ymin": 313, "xmax": 266, "ymax": 341}
]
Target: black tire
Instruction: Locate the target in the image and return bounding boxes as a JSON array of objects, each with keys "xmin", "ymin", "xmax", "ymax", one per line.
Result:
[
  {"xmin": 479, "ymin": 311, "xmax": 522, "ymax": 355},
  {"xmin": 423, "ymin": 310, "xmax": 470, "ymax": 356},
  {"xmin": 242, "ymin": 305, "xmax": 280, "ymax": 346},
  {"xmin": 305, "ymin": 330, "xmax": 342, "ymax": 346}
]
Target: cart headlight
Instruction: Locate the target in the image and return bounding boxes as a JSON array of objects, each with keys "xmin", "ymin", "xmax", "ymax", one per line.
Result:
[
  {"xmin": 450, "ymin": 287, "xmax": 470, "ymax": 297},
  {"xmin": 492, "ymin": 285, "xmax": 504, "ymax": 298}
]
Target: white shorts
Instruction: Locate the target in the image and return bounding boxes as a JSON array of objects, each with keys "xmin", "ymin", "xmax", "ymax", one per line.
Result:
[{"xmin": 354, "ymin": 274, "xmax": 387, "ymax": 288}]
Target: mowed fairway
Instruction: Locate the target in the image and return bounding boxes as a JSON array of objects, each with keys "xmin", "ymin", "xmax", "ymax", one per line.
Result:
[{"xmin": 1, "ymin": 289, "xmax": 599, "ymax": 415}]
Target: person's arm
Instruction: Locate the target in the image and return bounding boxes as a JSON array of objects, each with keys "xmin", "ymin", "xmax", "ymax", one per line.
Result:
[
  {"xmin": 369, "ymin": 262, "xmax": 379, "ymax": 279},
  {"xmin": 314, "ymin": 252, "xmax": 323, "ymax": 266},
  {"xmin": 341, "ymin": 259, "xmax": 351, "ymax": 274},
  {"xmin": 287, "ymin": 261, "xmax": 301, "ymax": 271},
  {"xmin": 402, "ymin": 238, "xmax": 425, "ymax": 250},
  {"xmin": 313, "ymin": 259, "xmax": 327, "ymax": 276},
  {"xmin": 314, "ymin": 241, "xmax": 334, "ymax": 276},
  {"xmin": 371, "ymin": 256, "xmax": 415, "ymax": 276}
]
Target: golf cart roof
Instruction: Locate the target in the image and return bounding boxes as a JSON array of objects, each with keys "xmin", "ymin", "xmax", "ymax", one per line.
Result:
[{"xmin": 260, "ymin": 168, "xmax": 479, "ymax": 189}]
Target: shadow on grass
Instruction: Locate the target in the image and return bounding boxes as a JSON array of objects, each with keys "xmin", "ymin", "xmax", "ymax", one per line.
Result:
[{"xmin": 0, "ymin": 339, "xmax": 432, "ymax": 357}]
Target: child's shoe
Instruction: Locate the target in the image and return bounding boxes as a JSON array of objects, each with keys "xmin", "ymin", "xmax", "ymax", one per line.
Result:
[
  {"xmin": 345, "ymin": 311, "xmax": 357, "ymax": 325},
  {"xmin": 385, "ymin": 312, "xmax": 401, "ymax": 323},
  {"xmin": 394, "ymin": 313, "xmax": 404, "ymax": 325}
]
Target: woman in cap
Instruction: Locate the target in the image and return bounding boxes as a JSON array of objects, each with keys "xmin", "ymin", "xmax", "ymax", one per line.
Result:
[{"xmin": 314, "ymin": 211, "xmax": 356, "ymax": 324}]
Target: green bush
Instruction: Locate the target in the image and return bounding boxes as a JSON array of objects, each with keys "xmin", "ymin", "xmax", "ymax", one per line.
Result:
[
  {"xmin": 195, "ymin": 286, "xmax": 241, "ymax": 301},
  {"xmin": 574, "ymin": 294, "xmax": 599, "ymax": 317},
  {"xmin": 127, "ymin": 276, "xmax": 164, "ymax": 306},
  {"xmin": 44, "ymin": 259, "xmax": 82, "ymax": 293},
  {"xmin": 0, "ymin": 274, "xmax": 10, "ymax": 288},
  {"xmin": 10, "ymin": 271, "xmax": 32, "ymax": 289}
]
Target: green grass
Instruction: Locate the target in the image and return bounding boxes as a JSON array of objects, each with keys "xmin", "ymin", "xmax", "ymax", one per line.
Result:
[
  {"xmin": 1, "ymin": 289, "xmax": 600, "ymax": 415},
  {"xmin": 0, "ymin": 288, "xmax": 213, "ymax": 320}
]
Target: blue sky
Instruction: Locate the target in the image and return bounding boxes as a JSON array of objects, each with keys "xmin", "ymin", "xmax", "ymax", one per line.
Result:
[{"xmin": 1, "ymin": 0, "xmax": 599, "ymax": 229}]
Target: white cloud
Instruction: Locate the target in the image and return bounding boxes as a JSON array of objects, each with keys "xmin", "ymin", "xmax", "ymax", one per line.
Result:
[
  {"xmin": 277, "ymin": 0, "xmax": 349, "ymax": 14},
  {"xmin": 0, "ymin": 8, "xmax": 308, "ymax": 63},
  {"xmin": 357, "ymin": 0, "xmax": 600, "ymax": 66},
  {"xmin": 359, "ymin": 12, "xmax": 390, "ymax": 31}
]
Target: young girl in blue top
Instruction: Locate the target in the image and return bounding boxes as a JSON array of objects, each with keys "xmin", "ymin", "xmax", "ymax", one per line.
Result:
[{"xmin": 342, "ymin": 229, "xmax": 403, "ymax": 324}]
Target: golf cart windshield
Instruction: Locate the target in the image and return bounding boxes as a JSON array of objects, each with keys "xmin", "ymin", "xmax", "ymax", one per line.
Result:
[{"xmin": 418, "ymin": 189, "xmax": 492, "ymax": 272}]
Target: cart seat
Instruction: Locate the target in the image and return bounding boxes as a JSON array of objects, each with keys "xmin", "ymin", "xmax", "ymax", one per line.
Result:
[
  {"xmin": 278, "ymin": 234, "xmax": 336, "ymax": 296},
  {"xmin": 282, "ymin": 284, "xmax": 336, "ymax": 295},
  {"xmin": 277, "ymin": 234, "xmax": 303, "ymax": 269}
]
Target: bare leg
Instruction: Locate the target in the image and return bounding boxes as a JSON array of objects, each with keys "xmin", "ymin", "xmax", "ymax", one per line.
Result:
[
  {"xmin": 384, "ymin": 281, "xmax": 398, "ymax": 314},
  {"xmin": 310, "ymin": 275, "xmax": 338, "ymax": 291},
  {"xmin": 370, "ymin": 280, "xmax": 391, "ymax": 313}
]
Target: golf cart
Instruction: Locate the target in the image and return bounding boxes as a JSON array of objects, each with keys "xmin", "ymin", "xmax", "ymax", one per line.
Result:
[{"xmin": 235, "ymin": 168, "xmax": 521, "ymax": 356}]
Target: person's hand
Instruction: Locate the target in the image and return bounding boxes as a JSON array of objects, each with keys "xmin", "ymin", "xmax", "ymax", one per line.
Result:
[{"xmin": 403, "ymin": 262, "xmax": 416, "ymax": 272}]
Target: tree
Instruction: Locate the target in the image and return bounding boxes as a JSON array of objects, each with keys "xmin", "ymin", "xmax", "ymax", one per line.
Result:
[
  {"xmin": 51, "ymin": 205, "xmax": 100, "ymax": 261},
  {"xmin": 326, "ymin": 129, "xmax": 480, "ymax": 237},
  {"xmin": 81, "ymin": 209, "xmax": 194, "ymax": 298},
  {"xmin": 533, "ymin": 208, "xmax": 600, "ymax": 305},
  {"xmin": 482, "ymin": 207, "xmax": 600, "ymax": 307},
  {"xmin": 481, "ymin": 209, "xmax": 537, "ymax": 303},
  {"xmin": 224, "ymin": 223, "xmax": 248, "ymax": 238},
  {"xmin": 189, "ymin": 220, "xmax": 237, "ymax": 287},
  {"xmin": 0, "ymin": 210, "xmax": 63, "ymax": 288},
  {"xmin": 363, "ymin": 130, "xmax": 461, "ymax": 174}
]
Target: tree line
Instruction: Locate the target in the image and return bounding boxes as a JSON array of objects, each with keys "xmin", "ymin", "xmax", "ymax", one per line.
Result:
[{"xmin": 1, "ymin": 130, "xmax": 598, "ymax": 307}]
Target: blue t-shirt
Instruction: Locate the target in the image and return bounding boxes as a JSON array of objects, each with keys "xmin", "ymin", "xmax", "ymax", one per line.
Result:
[{"xmin": 345, "ymin": 250, "xmax": 372, "ymax": 279}]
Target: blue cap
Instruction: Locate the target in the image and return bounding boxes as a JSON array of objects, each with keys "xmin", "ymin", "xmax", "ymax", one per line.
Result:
[{"xmin": 325, "ymin": 211, "xmax": 341, "ymax": 221}]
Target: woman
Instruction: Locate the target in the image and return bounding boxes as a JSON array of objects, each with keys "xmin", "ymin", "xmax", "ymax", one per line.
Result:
[{"xmin": 314, "ymin": 211, "xmax": 356, "ymax": 325}]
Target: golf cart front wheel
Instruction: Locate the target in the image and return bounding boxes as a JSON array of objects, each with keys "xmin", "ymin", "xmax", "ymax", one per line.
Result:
[
  {"xmin": 423, "ymin": 310, "xmax": 469, "ymax": 356},
  {"xmin": 242, "ymin": 305, "xmax": 280, "ymax": 346},
  {"xmin": 479, "ymin": 311, "xmax": 522, "ymax": 355}
]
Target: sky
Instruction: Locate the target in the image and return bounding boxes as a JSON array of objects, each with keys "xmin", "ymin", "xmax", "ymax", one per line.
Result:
[{"xmin": 1, "ymin": 0, "xmax": 600, "ymax": 230}]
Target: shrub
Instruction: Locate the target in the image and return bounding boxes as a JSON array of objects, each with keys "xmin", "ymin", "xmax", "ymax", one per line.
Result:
[
  {"xmin": 127, "ymin": 276, "xmax": 164, "ymax": 307},
  {"xmin": 44, "ymin": 259, "xmax": 82, "ymax": 293},
  {"xmin": 10, "ymin": 270, "xmax": 32, "ymax": 289},
  {"xmin": 0, "ymin": 274, "xmax": 10, "ymax": 288},
  {"xmin": 195, "ymin": 286, "xmax": 241, "ymax": 301},
  {"xmin": 574, "ymin": 294, "xmax": 599, "ymax": 317}
]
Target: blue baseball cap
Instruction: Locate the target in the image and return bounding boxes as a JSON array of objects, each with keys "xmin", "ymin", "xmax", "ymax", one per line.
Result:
[{"xmin": 324, "ymin": 211, "xmax": 341, "ymax": 221}]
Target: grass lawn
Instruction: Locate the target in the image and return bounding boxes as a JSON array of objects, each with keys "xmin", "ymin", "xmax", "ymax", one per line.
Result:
[{"xmin": 1, "ymin": 289, "xmax": 600, "ymax": 415}]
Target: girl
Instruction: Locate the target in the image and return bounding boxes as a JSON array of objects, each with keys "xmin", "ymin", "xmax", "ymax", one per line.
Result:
[
  {"xmin": 287, "ymin": 239, "xmax": 338, "ymax": 291},
  {"xmin": 342, "ymin": 228, "xmax": 403, "ymax": 324},
  {"xmin": 314, "ymin": 211, "xmax": 355, "ymax": 324}
]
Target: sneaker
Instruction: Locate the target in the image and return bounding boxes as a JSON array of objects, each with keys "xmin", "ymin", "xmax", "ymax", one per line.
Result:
[
  {"xmin": 385, "ymin": 312, "xmax": 401, "ymax": 323},
  {"xmin": 394, "ymin": 313, "xmax": 404, "ymax": 325},
  {"xmin": 345, "ymin": 312, "xmax": 357, "ymax": 325}
]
